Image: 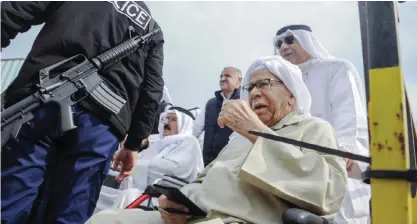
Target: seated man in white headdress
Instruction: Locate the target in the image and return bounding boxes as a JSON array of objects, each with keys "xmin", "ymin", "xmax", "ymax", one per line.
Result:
[
  {"xmin": 95, "ymin": 106, "xmax": 204, "ymax": 212},
  {"xmin": 273, "ymin": 24, "xmax": 371, "ymax": 223},
  {"xmin": 86, "ymin": 56, "xmax": 348, "ymax": 224},
  {"xmin": 129, "ymin": 107, "xmax": 204, "ymax": 191}
]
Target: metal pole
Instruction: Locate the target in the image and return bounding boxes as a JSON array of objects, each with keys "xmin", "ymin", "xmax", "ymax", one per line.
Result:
[{"xmin": 358, "ymin": 1, "xmax": 413, "ymax": 223}]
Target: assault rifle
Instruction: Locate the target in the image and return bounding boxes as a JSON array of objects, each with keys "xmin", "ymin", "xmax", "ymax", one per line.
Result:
[{"xmin": 1, "ymin": 27, "xmax": 161, "ymax": 148}]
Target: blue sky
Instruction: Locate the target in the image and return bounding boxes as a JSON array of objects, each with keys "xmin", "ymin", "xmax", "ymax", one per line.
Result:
[{"xmin": 1, "ymin": 1, "xmax": 416, "ymax": 118}]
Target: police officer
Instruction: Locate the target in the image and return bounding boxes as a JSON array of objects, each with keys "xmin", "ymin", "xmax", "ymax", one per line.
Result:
[{"xmin": 1, "ymin": 2, "xmax": 164, "ymax": 224}]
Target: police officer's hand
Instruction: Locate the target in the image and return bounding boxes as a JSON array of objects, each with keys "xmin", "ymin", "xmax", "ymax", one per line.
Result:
[{"xmin": 112, "ymin": 147, "xmax": 137, "ymax": 182}]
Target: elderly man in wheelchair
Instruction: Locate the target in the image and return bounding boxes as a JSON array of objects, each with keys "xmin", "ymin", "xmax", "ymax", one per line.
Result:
[
  {"xmin": 87, "ymin": 55, "xmax": 348, "ymax": 224},
  {"xmin": 95, "ymin": 106, "xmax": 204, "ymax": 213}
]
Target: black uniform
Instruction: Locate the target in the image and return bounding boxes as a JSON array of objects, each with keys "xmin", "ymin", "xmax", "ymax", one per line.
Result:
[
  {"xmin": 1, "ymin": 1, "xmax": 164, "ymax": 150},
  {"xmin": 1, "ymin": 2, "xmax": 164, "ymax": 224}
]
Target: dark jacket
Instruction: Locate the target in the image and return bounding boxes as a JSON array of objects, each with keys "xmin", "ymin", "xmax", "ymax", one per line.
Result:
[
  {"xmin": 202, "ymin": 88, "xmax": 240, "ymax": 166},
  {"xmin": 1, "ymin": 1, "xmax": 165, "ymax": 150}
]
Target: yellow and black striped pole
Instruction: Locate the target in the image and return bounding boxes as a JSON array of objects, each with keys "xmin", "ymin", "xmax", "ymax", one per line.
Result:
[{"xmin": 358, "ymin": 1, "xmax": 415, "ymax": 223}]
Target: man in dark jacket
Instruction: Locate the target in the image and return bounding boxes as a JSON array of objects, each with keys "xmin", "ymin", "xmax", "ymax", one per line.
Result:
[
  {"xmin": 1, "ymin": 2, "xmax": 164, "ymax": 224},
  {"xmin": 193, "ymin": 67, "xmax": 242, "ymax": 166}
]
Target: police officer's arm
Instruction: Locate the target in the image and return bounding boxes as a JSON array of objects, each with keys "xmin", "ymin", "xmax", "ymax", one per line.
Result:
[
  {"xmin": 1, "ymin": 1, "xmax": 54, "ymax": 48},
  {"xmin": 124, "ymin": 29, "xmax": 165, "ymax": 151}
]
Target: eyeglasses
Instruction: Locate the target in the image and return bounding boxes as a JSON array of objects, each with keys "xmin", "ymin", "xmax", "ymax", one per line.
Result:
[
  {"xmin": 161, "ymin": 116, "xmax": 177, "ymax": 123},
  {"xmin": 275, "ymin": 35, "xmax": 295, "ymax": 49},
  {"xmin": 241, "ymin": 78, "xmax": 283, "ymax": 92}
]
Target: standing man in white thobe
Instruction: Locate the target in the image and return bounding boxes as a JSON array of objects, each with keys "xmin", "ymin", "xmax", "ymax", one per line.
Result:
[{"xmin": 273, "ymin": 24, "xmax": 370, "ymax": 224}]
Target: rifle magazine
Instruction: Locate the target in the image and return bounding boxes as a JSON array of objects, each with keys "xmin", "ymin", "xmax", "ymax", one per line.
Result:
[{"xmin": 89, "ymin": 82, "xmax": 126, "ymax": 115}]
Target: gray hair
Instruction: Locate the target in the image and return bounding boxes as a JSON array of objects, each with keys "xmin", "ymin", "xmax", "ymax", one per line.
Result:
[{"xmin": 222, "ymin": 66, "xmax": 242, "ymax": 78}]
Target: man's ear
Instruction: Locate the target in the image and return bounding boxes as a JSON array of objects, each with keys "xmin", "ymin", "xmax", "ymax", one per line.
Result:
[
  {"xmin": 288, "ymin": 94, "xmax": 296, "ymax": 108},
  {"xmin": 237, "ymin": 77, "xmax": 242, "ymax": 87}
]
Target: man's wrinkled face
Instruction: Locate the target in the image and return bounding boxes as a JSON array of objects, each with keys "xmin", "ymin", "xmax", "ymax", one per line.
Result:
[
  {"xmin": 219, "ymin": 67, "xmax": 241, "ymax": 93},
  {"xmin": 247, "ymin": 69, "xmax": 295, "ymax": 126},
  {"xmin": 162, "ymin": 112, "xmax": 178, "ymax": 136},
  {"xmin": 277, "ymin": 35, "xmax": 310, "ymax": 65}
]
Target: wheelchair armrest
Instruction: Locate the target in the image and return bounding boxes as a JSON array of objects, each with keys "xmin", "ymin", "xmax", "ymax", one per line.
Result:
[
  {"xmin": 143, "ymin": 185, "xmax": 162, "ymax": 197},
  {"xmin": 282, "ymin": 208, "xmax": 332, "ymax": 224},
  {"xmin": 125, "ymin": 178, "xmax": 187, "ymax": 209},
  {"xmin": 143, "ymin": 175, "xmax": 190, "ymax": 200}
]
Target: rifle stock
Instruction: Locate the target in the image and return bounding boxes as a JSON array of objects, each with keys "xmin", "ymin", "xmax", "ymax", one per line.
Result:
[{"xmin": 1, "ymin": 95, "xmax": 38, "ymax": 145}]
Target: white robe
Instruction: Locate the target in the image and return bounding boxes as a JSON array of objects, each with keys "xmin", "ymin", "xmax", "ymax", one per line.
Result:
[
  {"xmin": 298, "ymin": 58, "xmax": 371, "ymax": 223},
  {"xmin": 86, "ymin": 111, "xmax": 348, "ymax": 224},
  {"xmin": 94, "ymin": 109, "xmax": 204, "ymax": 213},
  {"xmin": 123, "ymin": 135, "xmax": 204, "ymax": 192}
]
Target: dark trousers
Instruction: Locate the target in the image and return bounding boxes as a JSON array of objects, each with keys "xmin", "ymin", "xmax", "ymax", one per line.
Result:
[{"xmin": 1, "ymin": 105, "xmax": 119, "ymax": 224}]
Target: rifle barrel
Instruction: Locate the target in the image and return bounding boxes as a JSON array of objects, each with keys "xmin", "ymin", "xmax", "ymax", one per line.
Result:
[{"xmin": 93, "ymin": 28, "xmax": 161, "ymax": 70}]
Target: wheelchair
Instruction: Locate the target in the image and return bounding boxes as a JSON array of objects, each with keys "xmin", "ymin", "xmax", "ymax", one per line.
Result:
[{"xmin": 103, "ymin": 173, "xmax": 334, "ymax": 224}]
